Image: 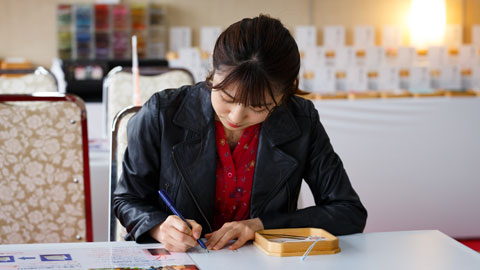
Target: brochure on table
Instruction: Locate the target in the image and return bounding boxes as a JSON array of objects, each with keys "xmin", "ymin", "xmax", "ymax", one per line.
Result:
[{"xmin": 0, "ymin": 243, "xmax": 198, "ymax": 270}]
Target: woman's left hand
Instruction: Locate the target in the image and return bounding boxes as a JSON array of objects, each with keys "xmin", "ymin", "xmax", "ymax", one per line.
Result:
[{"xmin": 205, "ymin": 218, "xmax": 264, "ymax": 250}]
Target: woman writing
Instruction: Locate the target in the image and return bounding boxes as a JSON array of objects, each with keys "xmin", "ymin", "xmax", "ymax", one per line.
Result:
[{"xmin": 113, "ymin": 15, "xmax": 367, "ymax": 252}]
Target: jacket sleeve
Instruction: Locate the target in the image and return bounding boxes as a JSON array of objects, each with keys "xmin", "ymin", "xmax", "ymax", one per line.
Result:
[
  {"xmin": 112, "ymin": 96, "xmax": 168, "ymax": 242},
  {"xmin": 261, "ymin": 102, "xmax": 367, "ymax": 235}
]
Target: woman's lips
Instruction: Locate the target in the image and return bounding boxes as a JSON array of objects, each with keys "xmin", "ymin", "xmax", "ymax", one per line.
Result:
[{"xmin": 226, "ymin": 120, "xmax": 241, "ymax": 128}]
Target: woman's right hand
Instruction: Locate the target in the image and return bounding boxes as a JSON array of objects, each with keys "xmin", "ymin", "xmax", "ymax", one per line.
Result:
[{"xmin": 149, "ymin": 215, "xmax": 202, "ymax": 252}]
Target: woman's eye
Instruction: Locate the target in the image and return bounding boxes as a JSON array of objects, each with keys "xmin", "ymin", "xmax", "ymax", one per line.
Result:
[
  {"xmin": 221, "ymin": 96, "xmax": 234, "ymax": 103},
  {"xmin": 219, "ymin": 93, "xmax": 235, "ymax": 103},
  {"xmin": 250, "ymin": 107, "xmax": 267, "ymax": 114}
]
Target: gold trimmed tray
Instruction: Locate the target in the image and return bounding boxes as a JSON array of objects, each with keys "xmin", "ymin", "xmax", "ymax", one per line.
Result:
[{"xmin": 253, "ymin": 228, "xmax": 341, "ymax": 257}]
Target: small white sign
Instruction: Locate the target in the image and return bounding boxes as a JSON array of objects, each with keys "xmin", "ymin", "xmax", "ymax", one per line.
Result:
[
  {"xmin": 295, "ymin": 26, "xmax": 317, "ymax": 52},
  {"xmin": 397, "ymin": 47, "xmax": 416, "ymax": 68},
  {"xmin": 169, "ymin": 26, "xmax": 192, "ymax": 52},
  {"xmin": 366, "ymin": 46, "xmax": 385, "ymax": 69},
  {"xmin": 303, "ymin": 46, "xmax": 325, "ymax": 72},
  {"xmin": 169, "ymin": 47, "xmax": 206, "ymax": 82},
  {"xmin": 444, "ymin": 24, "xmax": 463, "ymax": 48},
  {"xmin": 335, "ymin": 46, "xmax": 355, "ymax": 69},
  {"xmin": 459, "ymin": 45, "xmax": 476, "ymax": 69},
  {"xmin": 441, "ymin": 65, "xmax": 462, "ymax": 90},
  {"xmin": 346, "ymin": 67, "xmax": 368, "ymax": 92},
  {"xmin": 314, "ymin": 67, "xmax": 336, "ymax": 94},
  {"xmin": 409, "ymin": 66, "xmax": 431, "ymax": 93},
  {"xmin": 200, "ymin": 26, "xmax": 222, "ymax": 54},
  {"xmin": 382, "ymin": 25, "xmax": 402, "ymax": 48},
  {"xmin": 378, "ymin": 66, "xmax": 400, "ymax": 90},
  {"xmin": 324, "ymin": 25, "xmax": 345, "ymax": 48},
  {"xmin": 354, "ymin": 25, "xmax": 375, "ymax": 48},
  {"xmin": 428, "ymin": 46, "xmax": 448, "ymax": 68}
]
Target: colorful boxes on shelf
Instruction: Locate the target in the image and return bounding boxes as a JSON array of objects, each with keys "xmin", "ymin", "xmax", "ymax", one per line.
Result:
[{"xmin": 57, "ymin": 3, "xmax": 167, "ymax": 60}]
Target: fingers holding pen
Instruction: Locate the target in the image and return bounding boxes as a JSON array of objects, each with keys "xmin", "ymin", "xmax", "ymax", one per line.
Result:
[
  {"xmin": 186, "ymin": 218, "xmax": 202, "ymax": 240},
  {"xmin": 152, "ymin": 215, "xmax": 201, "ymax": 252}
]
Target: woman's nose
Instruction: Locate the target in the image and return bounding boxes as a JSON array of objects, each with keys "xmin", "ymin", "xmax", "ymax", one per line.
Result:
[{"xmin": 229, "ymin": 104, "xmax": 246, "ymax": 123}]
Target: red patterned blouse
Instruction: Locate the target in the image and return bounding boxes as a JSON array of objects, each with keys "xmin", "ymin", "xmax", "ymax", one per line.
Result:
[{"xmin": 213, "ymin": 121, "xmax": 261, "ymax": 231}]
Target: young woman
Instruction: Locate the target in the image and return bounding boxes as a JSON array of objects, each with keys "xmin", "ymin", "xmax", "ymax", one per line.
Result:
[{"xmin": 113, "ymin": 15, "xmax": 367, "ymax": 252}]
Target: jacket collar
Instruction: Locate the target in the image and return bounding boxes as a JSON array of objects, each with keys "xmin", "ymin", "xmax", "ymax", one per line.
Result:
[
  {"xmin": 262, "ymin": 103, "xmax": 301, "ymax": 146},
  {"xmin": 172, "ymin": 82, "xmax": 215, "ymax": 133},
  {"xmin": 173, "ymin": 82, "xmax": 301, "ymax": 146}
]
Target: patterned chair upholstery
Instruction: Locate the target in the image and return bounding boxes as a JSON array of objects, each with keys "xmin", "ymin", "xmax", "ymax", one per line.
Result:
[
  {"xmin": 103, "ymin": 67, "xmax": 194, "ymax": 136},
  {"xmin": 109, "ymin": 106, "xmax": 141, "ymax": 241},
  {"xmin": 0, "ymin": 67, "xmax": 58, "ymax": 93},
  {"xmin": 0, "ymin": 94, "xmax": 92, "ymax": 244}
]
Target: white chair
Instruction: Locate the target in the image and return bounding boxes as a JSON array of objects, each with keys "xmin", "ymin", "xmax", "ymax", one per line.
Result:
[
  {"xmin": 0, "ymin": 67, "xmax": 58, "ymax": 94},
  {"xmin": 102, "ymin": 66, "xmax": 194, "ymax": 137},
  {"xmin": 0, "ymin": 93, "xmax": 93, "ymax": 244},
  {"xmin": 108, "ymin": 105, "xmax": 141, "ymax": 241}
]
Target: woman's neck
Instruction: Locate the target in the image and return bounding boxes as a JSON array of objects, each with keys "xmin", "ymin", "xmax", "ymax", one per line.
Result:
[{"xmin": 224, "ymin": 127, "xmax": 243, "ymax": 151}]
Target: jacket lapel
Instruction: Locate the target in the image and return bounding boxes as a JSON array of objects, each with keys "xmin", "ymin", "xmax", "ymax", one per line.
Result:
[
  {"xmin": 171, "ymin": 85, "xmax": 216, "ymax": 233},
  {"xmin": 250, "ymin": 104, "xmax": 301, "ymax": 217}
]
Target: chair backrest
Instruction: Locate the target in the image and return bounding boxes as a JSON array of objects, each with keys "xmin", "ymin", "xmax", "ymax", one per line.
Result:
[
  {"xmin": 0, "ymin": 67, "xmax": 58, "ymax": 93},
  {"xmin": 0, "ymin": 93, "xmax": 93, "ymax": 244},
  {"xmin": 103, "ymin": 66, "xmax": 194, "ymax": 137},
  {"xmin": 109, "ymin": 105, "xmax": 141, "ymax": 241}
]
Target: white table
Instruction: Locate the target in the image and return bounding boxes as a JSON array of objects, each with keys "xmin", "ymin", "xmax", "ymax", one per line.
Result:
[{"xmin": 0, "ymin": 231, "xmax": 478, "ymax": 269}]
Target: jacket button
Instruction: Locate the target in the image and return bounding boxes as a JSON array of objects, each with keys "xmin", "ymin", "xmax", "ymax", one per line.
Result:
[{"xmin": 227, "ymin": 172, "xmax": 233, "ymax": 178}]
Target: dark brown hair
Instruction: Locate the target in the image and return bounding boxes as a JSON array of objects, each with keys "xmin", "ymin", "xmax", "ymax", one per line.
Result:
[{"xmin": 205, "ymin": 15, "xmax": 303, "ymax": 109}]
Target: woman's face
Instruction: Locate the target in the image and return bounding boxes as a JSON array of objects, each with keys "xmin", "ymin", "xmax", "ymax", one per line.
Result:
[{"xmin": 211, "ymin": 72, "xmax": 282, "ymax": 133}]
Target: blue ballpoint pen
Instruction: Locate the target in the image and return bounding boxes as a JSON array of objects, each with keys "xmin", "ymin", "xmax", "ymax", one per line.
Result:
[{"xmin": 158, "ymin": 189, "xmax": 208, "ymax": 250}]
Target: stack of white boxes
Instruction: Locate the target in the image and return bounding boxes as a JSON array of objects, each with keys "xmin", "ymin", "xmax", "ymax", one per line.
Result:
[
  {"xmin": 297, "ymin": 24, "xmax": 480, "ymax": 94},
  {"xmin": 168, "ymin": 26, "xmax": 222, "ymax": 83}
]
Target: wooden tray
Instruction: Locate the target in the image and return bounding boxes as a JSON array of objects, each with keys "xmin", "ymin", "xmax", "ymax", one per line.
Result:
[{"xmin": 253, "ymin": 228, "xmax": 340, "ymax": 257}]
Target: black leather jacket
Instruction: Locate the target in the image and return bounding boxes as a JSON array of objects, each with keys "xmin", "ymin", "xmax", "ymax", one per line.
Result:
[{"xmin": 113, "ymin": 82, "xmax": 367, "ymax": 242}]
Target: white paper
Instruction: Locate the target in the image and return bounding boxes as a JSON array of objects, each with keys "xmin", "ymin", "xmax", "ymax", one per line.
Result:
[
  {"xmin": 169, "ymin": 26, "xmax": 192, "ymax": 52},
  {"xmin": 382, "ymin": 25, "xmax": 402, "ymax": 48},
  {"xmin": 354, "ymin": 25, "xmax": 375, "ymax": 48},
  {"xmin": 324, "ymin": 25, "xmax": 345, "ymax": 48},
  {"xmin": 0, "ymin": 243, "xmax": 197, "ymax": 270},
  {"xmin": 295, "ymin": 26, "xmax": 317, "ymax": 52},
  {"xmin": 200, "ymin": 26, "xmax": 222, "ymax": 53},
  {"xmin": 473, "ymin": 25, "xmax": 480, "ymax": 48}
]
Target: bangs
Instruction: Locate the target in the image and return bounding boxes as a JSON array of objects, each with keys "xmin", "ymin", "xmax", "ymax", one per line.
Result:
[{"xmin": 210, "ymin": 62, "xmax": 278, "ymax": 109}]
